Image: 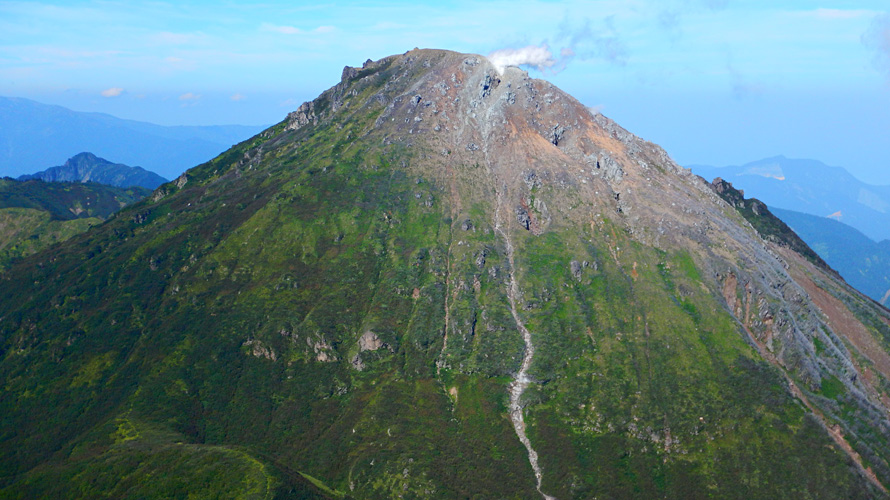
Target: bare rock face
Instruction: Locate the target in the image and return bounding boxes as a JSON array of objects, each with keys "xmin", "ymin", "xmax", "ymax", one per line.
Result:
[
  {"xmin": 358, "ymin": 330, "xmax": 383, "ymax": 352},
  {"xmin": 286, "ymin": 101, "xmax": 317, "ymax": 131}
]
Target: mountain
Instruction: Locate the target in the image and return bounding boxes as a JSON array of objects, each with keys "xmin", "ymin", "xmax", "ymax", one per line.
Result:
[
  {"xmin": 690, "ymin": 156, "xmax": 890, "ymax": 242},
  {"xmin": 18, "ymin": 152, "xmax": 168, "ymax": 189},
  {"xmin": 0, "ymin": 96, "xmax": 265, "ymax": 180},
  {"xmin": 707, "ymin": 177, "xmax": 831, "ymax": 272},
  {"xmin": 2, "ymin": 49, "xmax": 890, "ymax": 498},
  {"xmin": 0, "ymin": 178, "xmax": 149, "ymax": 270},
  {"xmin": 771, "ymin": 207, "xmax": 890, "ymax": 306}
]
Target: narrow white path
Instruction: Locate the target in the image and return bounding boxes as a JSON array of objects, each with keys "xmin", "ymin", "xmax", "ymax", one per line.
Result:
[{"xmin": 495, "ymin": 187, "xmax": 556, "ymax": 500}]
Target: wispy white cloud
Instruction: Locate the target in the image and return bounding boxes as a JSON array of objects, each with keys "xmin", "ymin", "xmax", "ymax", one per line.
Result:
[
  {"xmin": 264, "ymin": 24, "xmax": 301, "ymax": 35},
  {"xmin": 726, "ymin": 55, "xmax": 764, "ymax": 99},
  {"xmin": 863, "ymin": 13, "xmax": 890, "ymax": 83},
  {"xmin": 179, "ymin": 92, "xmax": 200, "ymax": 101},
  {"xmin": 370, "ymin": 21, "xmax": 407, "ymax": 31},
  {"xmin": 150, "ymin": 31, "xmax": 206, "ymax": 45},
  {"xmin": 101, "ymin": 87, "xmax": 124, "ymax": 97},
  {"xmin": 812, "ymin": 8, "xmax": 875, "ymax": 20},
  {"xmin": 230, "ymin": 93, "xmax": 245, "ymax": 101},
  {"xmin": 654, "ymin": 0, "xmax": 729, "ymax": 39},
  {"xmin": 260, "ymin": 23, "xmax": 335, "ymax": 35},
  {"xmin": 557, "ymin": 16, "xmax": 629, "ymax": 67}
]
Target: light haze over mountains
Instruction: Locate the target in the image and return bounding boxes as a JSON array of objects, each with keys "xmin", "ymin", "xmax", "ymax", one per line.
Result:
[
  {"xmin": 691, "ymin": 156, "xmax": 890, "ymax": 243},
  {"xmin": 0, "ymin": 97, "xmax": 264, "ymax": 180}
]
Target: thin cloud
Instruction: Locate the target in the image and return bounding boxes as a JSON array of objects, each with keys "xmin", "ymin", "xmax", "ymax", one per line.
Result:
[
  {"xmin": 655, "ymin": 0, "xmax": 729, "ymax": 39},
  {"xmin": 813, "ymin": 8, "xmax": 875, "ymax": 20},
  {"xmin": 230, "ymin": 93, "xmax": 245, "ymax": 101},
  {"xmin": 370, "ymin": 21, "xmax": 407, "ymax": 31},
  {"xmin": 101, "ymin": 87, "xmax": 123, "ymax": 97},
  {"xmin": 179, "ymin": 92, "xmax": 200, "ymax": 101},
  {"xmin": 556, "ymin": 16, "xmax": 629, "ymax": 68},
  {"xmin": 726, "ymin": 55, "xmax": 763, "ymax": 99},
  {"xmin": 266, "ymin": 24, "xmax": 302, "ymax": 35},
  {"xmin": 863, "ymin": 13, "xmax": 890, "ymax": 84},
  {"xmin": 261, "ymin": 23, "xmax": 335, "ymax": 35},
  {"xmin": 150, "ymin": 31, "xmax": 205, "ymax": 45}
]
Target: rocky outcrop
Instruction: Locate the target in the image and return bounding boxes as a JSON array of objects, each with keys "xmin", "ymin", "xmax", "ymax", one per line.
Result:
[
  {"xmin": 358, "ymin": 330, "xmax": 383, "ymax": 352},
  {"xmin": 286, "ymin": 101, "xmax": 318, "ymax": 131}
]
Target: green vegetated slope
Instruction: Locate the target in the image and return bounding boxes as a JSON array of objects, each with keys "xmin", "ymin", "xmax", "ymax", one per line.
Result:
[
  {"xmin": 516, "ymin": 230, "xmax": 869, "ymax": 498},
  {"xmin": 0, "ymin": 208, "xmax": 99, "ymax": 270},
  {"xmin": 0, "ymin": 177, "xmax": 149, "ymax": 219},
  {"xmin": 0, "ymin": 178, "xmax": 150, "ymax": 270},
  {"xmin": 0, "ymin": 49, "xmax": 885, "ymax": 498}
]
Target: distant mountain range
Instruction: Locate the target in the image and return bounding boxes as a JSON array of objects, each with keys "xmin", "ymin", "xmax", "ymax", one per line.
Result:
[
  {"xmin": 690, "ymin": 156, "xmax": 890, "ymax": 242},
  {"xmin": 0, "ymin": 96, "xmax": 266, "ymax": 180},
  {"xmin": 772, "ymin": 207, "xmax": 890, "ymax": 306},
  {"xmin": 18, "ymin": 152, "xmax": 167, "ymax": 190}
]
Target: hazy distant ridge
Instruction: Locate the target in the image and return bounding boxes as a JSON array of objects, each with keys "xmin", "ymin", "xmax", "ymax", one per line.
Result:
[
  {"xmin": 18, "ymin": 152, "xmax": 168, "ymax": 190},
  {"xmin": 772, "ymin": 207, "xmax": 890, "ymax": 306},
  {"xmin": 0, "ymin": 96, "xmax": 265, "ymax": 180},
  {"xmin": 690, "ymin": 156, "xmax": 890, "ymax": 243}
]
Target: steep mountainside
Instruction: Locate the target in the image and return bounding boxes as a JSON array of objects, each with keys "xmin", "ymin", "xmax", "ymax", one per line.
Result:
[
  {"xmin": 0, "ymin": 178, "xmax": 149, "ymax": 271},
  {"xmin": 0, "ymin": 96, "xmax": 264, "ymax": 179},
  {"xmin": 3, "ymin": 49, "xmax": 890, "ymax": 499},
  {"xmin": 690, "ymin": 156, "xmax": 890, "ymax": 242},
  {"xmin": 708, "ymin": 177, "xmax": 831, "ymax": 272},
  {"xmin": 19, "ymin": 152, "xmax": 168, "ymax": 189},
  {"xmin": 773, "ymin": 207, "xmax": 890, "ymax": 306}
]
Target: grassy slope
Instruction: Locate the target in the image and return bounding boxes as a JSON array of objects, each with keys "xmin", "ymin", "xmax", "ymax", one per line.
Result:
[
  {"xmin": 0, "ymin": 178, "xmax": 149, "ymax": 220},
  {"xmin": 515, "ymin": 227, "xmax": 870, "ymax": 498},
  {"xmin": 0, "ymin": 208, "xmax": 100, "ymax": 271},
  {"xmin": 0, "ymin": 179, "xmax": 151, "ymax": 270}
]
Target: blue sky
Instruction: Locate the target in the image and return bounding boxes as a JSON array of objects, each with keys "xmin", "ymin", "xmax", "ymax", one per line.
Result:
[{"xmin": 2, "ymin": 1, "xmax": 889, "ymax": 182}]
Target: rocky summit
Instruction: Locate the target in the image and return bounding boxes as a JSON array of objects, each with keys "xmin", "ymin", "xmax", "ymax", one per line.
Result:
[{"xmin": 2, "ymin": 48, "xmax": 890, "ymax": 499}]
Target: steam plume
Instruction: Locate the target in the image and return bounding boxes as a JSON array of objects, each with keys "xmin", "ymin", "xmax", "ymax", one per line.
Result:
[
  {"xmin": 488, "ymin": 45, "xmax": 557, "ymax": 74},
  {"xmin": 488, "ymin": 16, "xmax": 629, "ymax": 75}
]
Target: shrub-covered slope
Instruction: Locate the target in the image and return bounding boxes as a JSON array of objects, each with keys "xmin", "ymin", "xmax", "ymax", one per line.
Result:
[
  {"xmin": 2, "ymin": 49, "xmax": 890, "ymax": 499},
  {"xmin": 0, "ymin": 178, "xmax": 149, "ymax": 271}
]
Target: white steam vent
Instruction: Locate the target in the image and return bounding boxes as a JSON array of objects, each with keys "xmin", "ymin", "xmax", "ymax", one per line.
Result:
[{"xmin": 488, "ymin": 45, "xmax": 557, "ymax": 74}]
